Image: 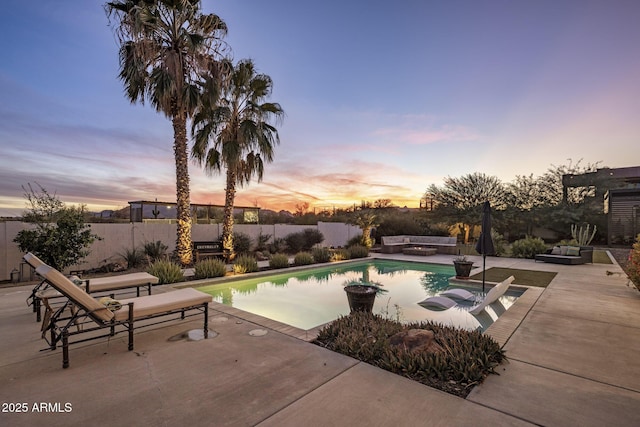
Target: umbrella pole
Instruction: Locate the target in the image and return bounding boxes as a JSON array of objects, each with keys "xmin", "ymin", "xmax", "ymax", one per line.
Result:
[{"xmin": 482, "ymin": 254, "xmax": 486, "ymax": 294}]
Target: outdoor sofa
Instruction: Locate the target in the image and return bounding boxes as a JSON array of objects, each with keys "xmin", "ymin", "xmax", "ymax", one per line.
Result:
[
  {"xmin": 381, "ymin": 235, "xmax": 457, "ymax": 254},
  {"xmin": 534, "ymin": 245, "xmax": 594, "ymax": 265}
]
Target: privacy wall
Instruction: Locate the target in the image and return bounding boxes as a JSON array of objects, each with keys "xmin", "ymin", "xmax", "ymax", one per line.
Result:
[{"xmin": 0, "ymin": 222, "xmax": 361, "ymax": 281}]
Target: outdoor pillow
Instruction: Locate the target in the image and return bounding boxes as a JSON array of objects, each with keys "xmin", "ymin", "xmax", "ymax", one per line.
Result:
[
  {"xmin": 559, "ymin": 245, "xmax": 569, "ymax": 255},
  {"xmin": 566, "ymin": 246, "xmax": 581, "ymax": 256},
  {"xmin": 98, "ymin": 296, "xmax": 122, "ymax": 312},
  {"xmin": 403, "ymin": 237, "xmax": 410, "ymax": 244},
  {"xmin": 551, "ymin": 246, "xmax": 561, "ymax": 255}
]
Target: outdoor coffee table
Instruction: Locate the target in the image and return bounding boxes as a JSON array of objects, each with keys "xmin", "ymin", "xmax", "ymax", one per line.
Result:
[{"xmin": 402, "ymin": 247, "xmax": 437, "ymax": 256}]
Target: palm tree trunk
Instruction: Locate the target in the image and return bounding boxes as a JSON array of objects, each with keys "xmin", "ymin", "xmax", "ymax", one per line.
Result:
[
  {"xmin": 172, "ymin": 109, "xmax": 193, "ymax": 266},
  {"xmin": 222, "ymin": 167, "xmax": 237, "ymax": 262}
]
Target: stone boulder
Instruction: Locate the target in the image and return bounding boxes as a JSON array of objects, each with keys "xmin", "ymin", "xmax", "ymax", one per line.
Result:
[{"xmin": 389, "ymin": 329, "xmax": 443, "ymax": 354}]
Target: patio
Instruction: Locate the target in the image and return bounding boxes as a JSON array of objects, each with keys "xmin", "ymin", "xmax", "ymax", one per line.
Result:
[{"xmin": 1, "ymin": 252, "xmax": 639, "ymax": 426}]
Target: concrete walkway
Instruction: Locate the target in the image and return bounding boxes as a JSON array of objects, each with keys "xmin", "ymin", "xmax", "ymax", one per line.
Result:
[{"xmin": 1, "ymin": 253, "xmax": 639, "ymax": 426}]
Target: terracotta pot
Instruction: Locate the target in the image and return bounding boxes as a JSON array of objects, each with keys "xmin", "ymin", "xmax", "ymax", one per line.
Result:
[{"xmin": 344, "ymin": 285, "xmax": 377, "ymax": 313}]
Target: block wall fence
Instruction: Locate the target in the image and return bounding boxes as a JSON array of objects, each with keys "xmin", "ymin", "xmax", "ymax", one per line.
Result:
[{"xmin": 0, "ymin": 221, "xmax": 362, "ymax": 281}]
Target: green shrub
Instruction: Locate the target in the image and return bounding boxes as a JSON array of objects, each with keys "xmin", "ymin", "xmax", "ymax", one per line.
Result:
[
  {"xmin": 143, "ymin": 240, "xmax": 168, "ymax": 262},
  {"xmin": 119, "ymin": 247, "xmax": 146, "ymax": 269},
  {"xmin": 285, "ymin": 231, "xmax": 306, "ymax": 253},
  {"xmin": 233, "ymin": 232, "xmax": 252, "ymax": 255},
  {"xmin": 256, "ymin": 232, "xmax": 272, "ymax": 252},
  {"xmin": 302, "ymin": 228, "xmax": 325, "ymax": 250},
  {"xmin": 233, "ymin": 254, "xmax": 259, "ymax": 274},
  {"xmin": 193, "ymin": 258, "xmax": 227, "ymax": 279},
  {"xmin": 13, "ymin": 183, "xmax": 101, "ymax": 271},
  {"xmin": 312, "ymin": 247, "xmax": 331, "ymax": 263},
  {"xmin": 377, "ymin": 216, "xmax": 423, "ymax": 239},
  {"xmin": 627, "ymin": 234, "xmax": 640, "ymax": 291},
  {"xmin": 490, "ymin": 230, "xmax": 507, "ymax": 257},
  {"xmin": 331, "ymin": 249, "xmax": 350, "ymax": 261},
  {"xmin": 510, "ymin": 235, "xmax": 547, "ymax": 259},
  {"xmin": 285, "ymin": 228, "xmax": 325, "ymax": 253},
  {"xmin": 269, "ymin": 253, "xmax": 290, "ymax": 269},
  {"xmin": 346, "ymin": 234, "xmax": 363, "ymax": 248},
  {"xmin": 267, "ymin": 237, "xmax": 287, "ymax": 254},
  {"xmin": 348, "ymin": 244, "xmax": 369, "ymax": 259},
  {"xmin": 293, "ymin": 252, "xmax": 314, "ymax": 266},
  {"xmin": 147, "ymin": 260, "xmax": 184, "ymax": 284},
  {"xmin": 314, "ymin": 312, "xmax": 505, "ymax": 398}
]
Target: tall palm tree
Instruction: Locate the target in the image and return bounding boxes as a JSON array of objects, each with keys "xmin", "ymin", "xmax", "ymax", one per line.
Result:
[
  {"xmin": 105, "ymin": 0, "xmax": 227, "ymax": 266},
  {"xmin": 192, "ymin": 59, "xmax": 284, "ymax": 261}
]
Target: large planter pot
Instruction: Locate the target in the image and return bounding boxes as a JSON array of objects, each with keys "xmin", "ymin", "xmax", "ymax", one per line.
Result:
[
  {"xmin": 344, "ymin": 285, "xmax": 377, "ymax": 313},
  {"xmin": 453, "ymin": 261, "xmax": 474, "ymax": 280}
]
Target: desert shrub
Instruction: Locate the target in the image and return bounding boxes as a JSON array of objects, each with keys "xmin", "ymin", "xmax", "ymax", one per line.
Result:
[
  {"xmin": 627, "ymin": 234, "xmax": 640, "ymax": 291},
  {"xmin": 510, "ymin": 235, "xmax": 547, "ymax": 259},
  {"xmin": 256, "ymin": 232, "xmax": 272, "ymax": 252},
  {"xmin": 233, "ymin": 254, "xmax": 259, "ymax": 274},
  {"xmin": 348, "ymin": 244, "xmax": 369, "ymax": 259},
  {"xmin": 314, "ymin": 312, "xmax": 505, "ymax": 398},
  {"xmin": 267, "ymin": 237, "xmax": 287, "ymax": 254},
  {"xmin": 293, "ymin": 252, "xmax": 314, "ymax": 266},
  {"xmin": 312, "ymin": 247, "xmax": 331, "ymax": 263},
  {"xmin": 233, "ymin": 232, "xmax": 252, "ymax": 255},
  {"xmin": 284, "ymin": 231, "xmax": 306, "ymax": 253},
  {"xmin": 13, "ymin": 183, "xmax": 101, "ymax": 271},
  {"xmin": 194, "ymin": 258, "xmax": 227, "ymax": 279},
  {"xmin": 425, "ymin": 223, "xmax": 452, "ymax": 237},
  {"xmin": 331, "ymin": 249, "xmax": 350, "ymax": 261},
  {"xmin": 285, "ymin": 228, "xmax": 324, "ymax": 253},
  {"xmin": 490, "ymin": 230, "xmax": 507, "ymax": 257},
  {"xmin": 269, "ymin": 253, "xmax": 290, "ymax": 269},
  {"xmin": 303, "ymin": 228, "xmax": 325, "ymax": 249},
  {"xmin": 346, "ymin": 235, "xmax": 363, "ymax": 248},
  {"xmin": 143, "ymin": 240, "xmax": 168, "ymax": 262},
  {"xmin": 377, "ymin": 216, "xmax": 423, "ymax": 240},
  {"xmin": 147, "ymin": 260, "xmax": 184, "ymax": 284},
  {"xmin": 120, "ymin": 247, "xmax": 146, "ymax": 269}
]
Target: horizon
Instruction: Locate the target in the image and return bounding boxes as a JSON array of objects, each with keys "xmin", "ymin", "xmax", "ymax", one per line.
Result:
[{"xmin": 1, "ymin": 1, "xmax": 639, "ymax": 217}]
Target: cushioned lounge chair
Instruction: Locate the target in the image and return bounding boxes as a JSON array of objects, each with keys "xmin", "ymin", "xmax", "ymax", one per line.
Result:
[
  {"xmin": 24, "ymin": 252, "xmax": 159, "ymax": 322},
  {"xmin": 419, "ymin": 276, "xmax": 515, "ymax": 315},
  {"xmin": 35, "ymin": 264, "xmax": 212, "ymax": 369}
]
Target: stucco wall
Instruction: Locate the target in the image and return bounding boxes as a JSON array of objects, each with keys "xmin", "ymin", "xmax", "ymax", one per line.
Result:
[{"xmin": 0, "ymin": 222, "xmax": 361, "ymax": 281}]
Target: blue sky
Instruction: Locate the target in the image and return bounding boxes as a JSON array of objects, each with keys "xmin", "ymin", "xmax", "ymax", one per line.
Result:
[{"xmin": 1, "ymin": 0, "xmax": 639, "ymax": 216}]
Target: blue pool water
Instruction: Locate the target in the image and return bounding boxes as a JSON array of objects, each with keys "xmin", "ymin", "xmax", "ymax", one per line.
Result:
[{"xmin": 197, "ymin": 259, "xmax": 520, "ymax": 331}]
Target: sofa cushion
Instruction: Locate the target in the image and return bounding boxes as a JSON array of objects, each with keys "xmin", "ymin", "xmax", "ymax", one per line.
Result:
[
  {"xmin": 566, "ymin": 246, "xmax": 581, "ymax": 256},
  {"xmin": 559, "ymin": 245, "xmax": 569, "ymax": 255},
  {"xmin": 551, "ymin": 246, "xmax": 561, "ymax": 255}
]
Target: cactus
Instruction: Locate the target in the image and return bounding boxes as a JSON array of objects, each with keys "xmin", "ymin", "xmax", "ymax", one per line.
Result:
[{"xmin": 571, "ymin": 223, "xmax": 597, "ymax": 246}]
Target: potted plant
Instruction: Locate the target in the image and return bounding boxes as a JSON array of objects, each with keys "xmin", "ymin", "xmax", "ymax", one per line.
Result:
[
  {"xmin": 453, "ymin": 255, "xmax": 474, "ymax": 279},
  {"xmin": 343, "ymin": 279, "xmax": 386, "ymax": 313}
]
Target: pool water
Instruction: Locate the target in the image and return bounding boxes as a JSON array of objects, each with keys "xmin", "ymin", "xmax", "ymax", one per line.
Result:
[{"xmin": 197, "ymin": 259, "xmax": 520, "ymax": 331}]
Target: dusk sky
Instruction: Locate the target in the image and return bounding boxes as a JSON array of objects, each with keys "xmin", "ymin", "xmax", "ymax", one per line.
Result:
[{"xmin": 1, "ymin": 0, "xmax": 639, "ymax": 217}]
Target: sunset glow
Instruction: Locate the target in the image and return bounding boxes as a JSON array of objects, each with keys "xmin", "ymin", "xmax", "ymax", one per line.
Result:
[{"xmin": 1, "ymin": 1, "xmax": 639, "ymax": 216}]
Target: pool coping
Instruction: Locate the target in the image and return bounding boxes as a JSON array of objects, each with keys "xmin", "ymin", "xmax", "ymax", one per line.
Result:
[{"xmin": 175, "ymin": 255, "xmax": 539, "ymax": 346}]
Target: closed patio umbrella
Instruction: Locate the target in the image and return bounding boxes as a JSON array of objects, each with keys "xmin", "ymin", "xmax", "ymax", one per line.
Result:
[{"xmin": 475, "ymin": 201, "xmax": 495, "ymax": 293}]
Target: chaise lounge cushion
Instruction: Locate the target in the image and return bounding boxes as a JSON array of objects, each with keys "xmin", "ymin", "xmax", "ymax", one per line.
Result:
[{"xmin": 115, "ymin": 288, "xmax": 212, "ymax": 321}]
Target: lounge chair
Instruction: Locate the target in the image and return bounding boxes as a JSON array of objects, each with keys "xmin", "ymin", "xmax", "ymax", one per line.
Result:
[
  {"xmin": 24, "ymin": 252, "xmax": 159, "ymax": 322},
  {"xmin": 419, "ymin": 276, "xmax": 515, "ymax": 315},
  {"xmin": 35, "ymin": 264, "xmax": 212, "ymax": 369}
]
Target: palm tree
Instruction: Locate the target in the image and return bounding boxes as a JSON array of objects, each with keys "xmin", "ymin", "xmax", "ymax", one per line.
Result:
[
  {"xmin": 105, "ymin": 0, "xmax": 227, "ymax": 266},
  {"xmin": 192, "ymin": 59, "xmax": 284, "ymax": 261}
]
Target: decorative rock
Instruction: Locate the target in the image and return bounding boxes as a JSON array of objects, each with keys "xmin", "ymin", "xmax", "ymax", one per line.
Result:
[
  {"xmin": 389, "ymin": 329, "xmax": 443, "ymax": 354},
  {"xmin": 249, "ymin": 329, "xmax": 268, "ymax": 337}
]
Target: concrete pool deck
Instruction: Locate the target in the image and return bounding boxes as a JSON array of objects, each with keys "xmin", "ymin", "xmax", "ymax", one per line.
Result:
[{"xmin": 1, "ymin": 253, "xmax": 639, "ymax": 426}]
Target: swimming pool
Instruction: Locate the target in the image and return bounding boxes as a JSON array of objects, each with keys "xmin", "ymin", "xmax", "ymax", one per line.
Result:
[{"xmin": 197, "ymin": 259, "xmax": 521, "ymax": 331}]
